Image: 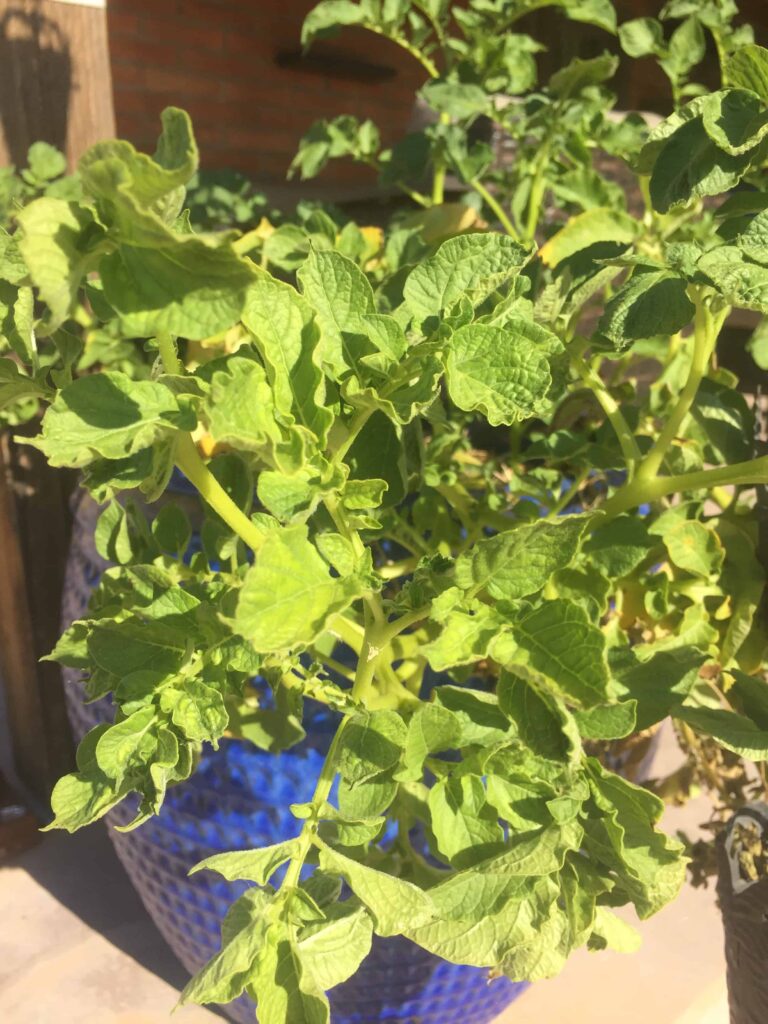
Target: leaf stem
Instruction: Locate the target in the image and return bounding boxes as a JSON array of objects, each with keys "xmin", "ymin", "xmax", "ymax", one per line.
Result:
[
  {"xmin": 469, "ymin": 178, "xmax": 520, "ymax": 239},
  {"xmin": 368, "ymin": 27, "xmax": 440, "ymax": 79},
  {"xmin": 571, "ymin": 353, "xmax": 642, "ymax": 473},
  {"xmin": 601, "ymin": 456, "xmax": 768, "ymax": 520},
  {"xmin": 431, "ymin": 113, "xmax": 452, "ymax": 206},
  {"xmin": 282, "ymin": 720, "xmax": 348, "ymax": 891},
  {"xmin": 155, "ymin": 332, "xmax": 266, "ymax": 553},
  {"xmin": 174, "ymin": 435, "xmax": 267, "ymax": 552},
  {"xmin": 636, "ymin": 296, "xmax": 728, "ymax": 483}
]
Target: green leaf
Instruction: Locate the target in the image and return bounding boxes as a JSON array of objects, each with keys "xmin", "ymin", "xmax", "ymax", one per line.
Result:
[
  {"xmin": 80, "ymin": 106, "xmax": 198, "ymax": 211},
  {"xmin": 698, "ymin": 245, "xmax": 768, "ymax": 314},
  {"xmin": 432, "ymin": 686, "xmax": 512, "ymax": 746},
  {"xmin": 423, "ymin": 606, "xmax": 503, "ymax": 671},
  {"xmin": 585, "ymin": 760, "xmax": 686, "ymax": 918},
  {"xmin": 317, "ymin": 844, "xmax": 436, "ymax": 936},
  {"xmin": 0, "ymin": 357, "xmax": 47, "ymax": 410},
  {"xmin": 28, "ymin": 372, "xmax": 193, "ymax": 468},
  {"xmin": 337, "ymin": 776, "xmax": 398, "ymax": 819},
  {"xmin": 498, "ymin": 674, "xmax": 581, "ymax": 759},
  {"xmin": 100, "ymin": 225, "xmax": 255, "ymax": 341},
  {"xmin": 561, "ymin": 0, "xmax": 616, "ymax": 33},
  {"xmin": 297, "ymin": 248, "xmax": 376, "ymax": 380},
  {"xmin": 456, "ymin": 514, "xmax": 589, "ymax": 601},
  {"xmin": 16, "ymin": 198, "xmax": 103, "ymax": 331},
  {"xmin": 598, "ymin": 271, "xmax": 695, "ymax": 349},
  {"xmin": 160, "ymin": 679, "xmax": 229, "ymax": 744},
  {"xmin": 726, "ymin": 44, "xmax": 768, "ymax": 101},
  {"xmin": 338, "ymin": 710, "xmax": 407, "ymax": 786},
  {"xmin": 234, "ymin": 525, "xmax": 367, "ymax": 653},
  {"xmin": 618, "ymin": 17, "xmax": 664, "ymax": 58},
  {"xmin": 192, "ymin": 840, "xmax": 300, "ymax": 885},
  {"xmin": 297, "ymin": 904, "xmax": 373, "ymax": 992},
  {"xmin": 152, "ymin": 503, "xmax": 192, "ymax": 557},
  {"xmin": 700, "ymin": 89, "xmax": 768, "ymax": 156},
  {"xmin": 344, "ymin": 410, "xmax": 406, "ymax": 506},
  {"xmin": 428, "ymin": 774, "xmax": 504, "ymax": 868},
  {"xmin": 421, "ymin": 81, "xmax": 490, "ymax": 119},
  {"xmin": 44, "ymin": 769, "xmax": 124, "ymax": 833},
  {"xmin": 253, "ymin": 924, "xmax": 329, "ymax": 1024},
  {"xmin": 396, "ymin": 704, "xmax": 461, "ymax": 782},
  {"xmin": 403, "ymin": 234, "xmax": 532, "ymax": 329},
  {"xmin": 0, "ymin": 231, "xmax": 30, "ymax": 285},
  {"xmin": 649, "ymin": 115, "xmax": 755, "ymax": 213},
  {"xmin": 204, "ymin": 356, "xmax": 282, "ymax": 451},
  {"xmin": 301, "ymin": 1, "xmax": 367, "ymax": 47},
  {"xmin": 549, "ymin": 53, "xmax": 618, "ymax": 99},
  {"xmin": 94, "ymin": 706, "xmax": 157, "ymax": 784},
  {"xmin": 244, "ymin": 272, "xmax": 332, "ymax": 443},
  {"xmin": 589, "ymin": 907, "xmax": 642, "ymax": 953},
  {"xmin": 27, "ymin": 141, "xmax": 67, "ymax": 181},
  {"xmin": 493, "ymin": 600, "xmax": 610, "ymax": 708},
  {"xmin": 573, "ymin": 701, "xmax": 637, "ymax": 741},
  {"xmin": 88, "ymin": 616, "xmax": 192, "ymax": 678},
  {"xmin": 664, "ymin": 520, "xmax": 724, "ymax": 577},
  {"xmin": 445, "ymin": 321, "xmax": 553, "ymax": 426},
  {"xmin": 539, "ymin": 207, "xmax": 637, "ymax": 268},
  {"xmin": 292, "ymin": 801, "xmax": 384, "ymax": 846},
  {"xmin": 180, "ymin": 889, "xmax": 271, "ymax": 1006},
  {"xmin": 674, "ymin": 705, "xmax": 768, "ymax": 760},
  {"xmin": 582, "ymin": 515, "xmax": 652, "ymax": 579}
]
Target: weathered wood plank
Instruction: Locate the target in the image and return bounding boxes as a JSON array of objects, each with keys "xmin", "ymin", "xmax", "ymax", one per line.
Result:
[{"xmin": 0, "ymin": 0, "xmax": 115, "ymax": 169}]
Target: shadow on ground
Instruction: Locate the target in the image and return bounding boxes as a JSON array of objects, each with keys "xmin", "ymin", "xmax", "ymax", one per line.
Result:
[{"xmin": 5, "ymin": 825, "xmax": 228, "ymax": 1019}]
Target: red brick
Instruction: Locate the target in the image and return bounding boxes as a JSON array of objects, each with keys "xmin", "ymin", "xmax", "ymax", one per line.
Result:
[{"xmin": 107, "ymin": 10, "xmax": 141, "ymax": 36}]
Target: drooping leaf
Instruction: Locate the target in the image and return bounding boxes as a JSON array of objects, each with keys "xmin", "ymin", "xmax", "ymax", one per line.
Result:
[
  {"xmin": 192, "ymin": 840, "xmax": 300, "ymax": 885},
  {"xmin": 297, "ymin": 904, "xmax": 373, "ymax": 993},
  {"xmin": 27, "ymin": 372, "xmax": 193, "ymax": 468},
  {"xmin": 243, "ymin": 272, "xmax": 332, "ymax": 443},
  {"xmin": 317, "ymin": 843, "xmax": 436, "ymax": 936},
  {"xmin": 598, "ymin": 271, "xmax": 695, "ymax": 349},
  {"xmin": 428, "ymin": 774, "xmax": 505, "ymax": 868}
]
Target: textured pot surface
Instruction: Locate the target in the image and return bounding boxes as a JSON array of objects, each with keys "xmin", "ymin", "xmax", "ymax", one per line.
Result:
[{"xmin": 717, "ymin": 803, "xmax": 768, "ymax": 1024}]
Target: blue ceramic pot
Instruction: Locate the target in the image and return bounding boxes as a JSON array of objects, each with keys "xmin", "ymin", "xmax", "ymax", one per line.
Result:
[{"xmin": 60, "ymin": 490, "xmax": 528, "ymax": 1024}]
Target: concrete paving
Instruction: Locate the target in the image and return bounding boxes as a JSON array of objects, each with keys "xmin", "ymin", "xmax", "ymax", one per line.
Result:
[{"xmin": 2, "ymin": 728, "xmax": 727, "ymax": 1024}]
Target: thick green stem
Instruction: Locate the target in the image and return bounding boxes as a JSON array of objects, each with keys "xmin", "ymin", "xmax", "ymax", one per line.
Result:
[
  {"xmin": 156, "ymin": 332, "xmax": 183, "ymax": 375},
  {"xmin": 470, "ymin": 178, "xmax": 520, "ymax": 239},
  {"xmin": 368, "ymin": 27, "xmax": 440, "ymax": 79},
  {"xmin": 282, "ymin": 720, "xmax": 348, "ymax": 891},
  {"xmin": 572, "ymin": 354, "xmax": 642, "ymax": 474},
  {"xmin": 524, "ymin": 142, "xmax": 552, "ymax": 240},
  {"xmin": 602, "ymin": 456, "xmax": 768, "ymax": 520},
  {"xmin": 156, "ymin": 333, "xmax": 266, "ymax": 553},
  {"xmin": 174, "ymin": 435, "xmax": 267, "ymax": 552},
  {"xmin": 637, "ymin": 299, "xmax": 728, "ymax": 483},
  {"xmin": 431, "ymin": 112, "xmax": 451, "ymax": 206}
]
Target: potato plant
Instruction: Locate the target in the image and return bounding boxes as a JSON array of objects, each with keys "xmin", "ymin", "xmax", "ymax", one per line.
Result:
[{"xmin": 0, "ymin": 5, "xmax": 768, "ymax": 1022}]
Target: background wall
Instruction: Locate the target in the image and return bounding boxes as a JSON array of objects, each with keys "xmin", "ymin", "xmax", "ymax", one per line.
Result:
[{"xmin": 106, "ymin": 0, "xmax": 425, "ymax": 198}]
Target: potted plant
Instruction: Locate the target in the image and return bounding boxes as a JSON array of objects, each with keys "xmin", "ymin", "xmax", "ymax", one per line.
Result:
[{"xmin": 2, "ymin": 5, "xmax": 768, "ymax": 1024}]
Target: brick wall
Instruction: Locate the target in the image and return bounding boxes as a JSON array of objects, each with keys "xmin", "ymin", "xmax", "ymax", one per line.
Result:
[
  {"xmin": 106, "ymin": 0, "xmax": 425, "ymax": 195},
  {"xmin": 106, "ymin": 0, "xmax": 768, "ymax": 197}
]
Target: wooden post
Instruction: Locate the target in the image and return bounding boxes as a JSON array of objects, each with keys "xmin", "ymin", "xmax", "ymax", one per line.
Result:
[{"xmin": 0, "ymin": 0, "xmax": 115, "ymax": 170}]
